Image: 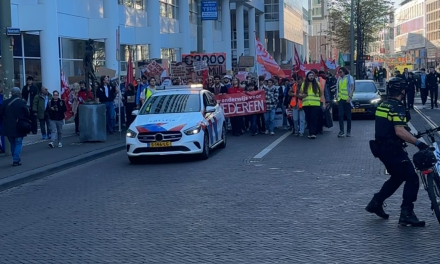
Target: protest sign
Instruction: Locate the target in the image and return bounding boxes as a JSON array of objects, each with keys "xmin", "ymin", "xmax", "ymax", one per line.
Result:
[
  {"xmin": 182, "ymin": 53, "xmax": 227, "ymax": 78},
  {"xmin": 215, "ymin": 90, "xmax": 266, "ymax": 117}
]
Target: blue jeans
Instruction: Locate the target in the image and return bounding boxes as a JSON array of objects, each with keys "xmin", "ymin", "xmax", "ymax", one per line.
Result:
[
  {"xmin": 105, "ymin": 102, "xmax": 116, "ymax": 132},
  {"xmin": 292, "ymin": 107, "xmax": 305, "ymax": 134},
  {"xmin": 264, "ymin": 109, "xmax": 276, "ymax": 132},
  {"xmin": 338, "ymin": 100, "xmax": 352, "ymax": 133},
  {"xmin": 7, "ymin": 137, "xmax": 23, "ymax": 162},
  {"xmin": 250, "ymin": 114, "xmax": 258, "ymax": 134}
]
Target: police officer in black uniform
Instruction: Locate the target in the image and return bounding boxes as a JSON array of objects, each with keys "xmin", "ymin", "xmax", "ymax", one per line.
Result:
[{"xmin": 366, "ymin": 77, "xmax": 428, "ymax": 227}]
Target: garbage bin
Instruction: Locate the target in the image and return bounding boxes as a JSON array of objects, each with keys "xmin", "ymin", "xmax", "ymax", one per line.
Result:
[{"xmin": 79, "ymin": 103, "xmax": 107, "ymax": 142}]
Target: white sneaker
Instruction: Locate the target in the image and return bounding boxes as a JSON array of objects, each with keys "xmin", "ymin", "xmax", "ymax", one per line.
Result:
[
  {"xmin": 270, "ymin": 132, "xmax": 275, "ymax": 135},
  {"xmin": 48, "ymin": 142, "xmax": 54, "ymax": 148},
  {"xmin": 265, "ymin": 130, "xmax": 269, "ymax": 135},
  {"xmin": 58, "ymin": 142, "xmax": 63, "ymax": 148}
]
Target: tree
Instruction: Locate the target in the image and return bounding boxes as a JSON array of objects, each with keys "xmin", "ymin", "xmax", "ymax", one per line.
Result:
[{"xmin": 327, "ymin": 0, "xmax": 393, "ymax": 77}]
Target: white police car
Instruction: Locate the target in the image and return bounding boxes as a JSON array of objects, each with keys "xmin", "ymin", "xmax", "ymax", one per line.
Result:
[{"xmin": 126, "ymin": 84, "xmax": 226, "ymax": 163}]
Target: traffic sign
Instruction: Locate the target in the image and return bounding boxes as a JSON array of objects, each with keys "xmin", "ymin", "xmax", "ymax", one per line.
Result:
[
  {"xmin": 6, "ymin": 27, "xmax": 20, "ymax": 36},
  {"xmin": 201, "ymin": 1, "xmax": 218, "ymax": 20}
]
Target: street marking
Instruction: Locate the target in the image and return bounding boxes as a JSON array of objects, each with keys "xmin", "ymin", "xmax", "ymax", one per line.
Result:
[
  {"xmin": 253, "ymin": 131, "xmax": 291, "ymax": 159},
  {"xmin": 408, "ymin": 122, "xmax": 426, "ymax": 144},
  {"xmin": 413, "ymin": 105, "xmax": 438, "ymax": 129}
]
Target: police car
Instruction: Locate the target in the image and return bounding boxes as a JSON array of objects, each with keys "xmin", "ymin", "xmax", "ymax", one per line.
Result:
[{"xmin": 126, "ymin": 84, "xmax": 226, "ymax": 163}]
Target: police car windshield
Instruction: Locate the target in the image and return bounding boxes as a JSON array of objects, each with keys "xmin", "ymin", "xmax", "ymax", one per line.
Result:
[
  {"xmin": 355, "ymin": 82, "xmax": 377, "ymax": 93},
  {"xmin": 140, "ymin": 94, "xmax": 201, "ymax": 115}
]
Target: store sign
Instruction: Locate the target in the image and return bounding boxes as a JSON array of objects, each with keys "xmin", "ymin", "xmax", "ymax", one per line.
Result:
[
  {"xmin": 182, "ymin": 53, "xmax": 226, "ymax": 77},
  {"xmin": 201, "ymin": 1, "xmax": 218, "ymax": 20},
  {"xmin": 6, "ymin": 27, "xmax": 20, "ymax": 36}
]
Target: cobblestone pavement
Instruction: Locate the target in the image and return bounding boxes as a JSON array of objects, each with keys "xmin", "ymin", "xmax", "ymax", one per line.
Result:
[{"xmin": 1, "ymin": 120, "xmax": 440, "ymax": 263}]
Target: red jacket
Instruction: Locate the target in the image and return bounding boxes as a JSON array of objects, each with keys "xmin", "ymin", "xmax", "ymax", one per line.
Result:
[
  {"xmin": 227, "ymin": 86, "xmax": 244, "ymax": 94},
  {"xmin": 77, "ymin": 89, "xmax": 93, "ymax": 104}
]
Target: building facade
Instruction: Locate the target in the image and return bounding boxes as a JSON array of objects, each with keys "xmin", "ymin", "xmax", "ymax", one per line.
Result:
[
  {"xmin": 394, "ymin": 0, "xmax": 426, "ymax": 69},
  {"xmin": 426, "ymin": 0, "xmax": 440, "ymax": 66},
  {"xmin": 4, "ymin": 0, "xmax": 267, "ymax": 92}
]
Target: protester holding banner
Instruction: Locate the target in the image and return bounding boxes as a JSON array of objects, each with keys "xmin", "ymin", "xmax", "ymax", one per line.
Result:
[
  {"xmin": 263, "ymin": 79, "xmax": 279, "ymax": 135},
  {"xmin": 228, "ymin": 78, "xmax": 245, "ymax": 136},
  {"xmin": 245, "ymin": 82, "xmax": 258, "ymax": 133},
  {"xmin": 209, "ymin": 75, "xmax": 226, "ymax": 95},
  {"xmin": 298, "ymin": 71, "xmax": 325, "ymax": 139},
  {"xmin": 256, "ymin": 76, "xmax": 266, "ymax": 133}
]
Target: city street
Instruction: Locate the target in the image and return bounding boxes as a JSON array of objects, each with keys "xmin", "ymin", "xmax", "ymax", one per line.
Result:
[{"xmin": 2, "ymin": 112, "xmax": 440, "ymax": 263}]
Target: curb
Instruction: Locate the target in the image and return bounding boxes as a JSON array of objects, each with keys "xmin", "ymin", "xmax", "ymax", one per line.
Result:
[{"xmin": 0, "ymin": 143, "xmax": 125, "ymax": 192}]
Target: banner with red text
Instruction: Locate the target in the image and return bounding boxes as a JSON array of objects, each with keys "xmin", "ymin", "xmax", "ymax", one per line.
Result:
[{"xmin": 215, "ymin": 91, "xmax": 267, "ymax": 117}]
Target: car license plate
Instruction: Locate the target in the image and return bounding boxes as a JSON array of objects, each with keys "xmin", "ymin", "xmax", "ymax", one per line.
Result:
[
  {"xmin": 351, "ymin": 108, "xmax": 365, "ymax": 113},
  {"xmin": 150, "ymin": 142, "xmax": 171, "ymax": 147}
]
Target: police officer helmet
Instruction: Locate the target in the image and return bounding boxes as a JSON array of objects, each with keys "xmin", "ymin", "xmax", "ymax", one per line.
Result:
[
  {"xmin": 387, "ymin": 77, "xmax": 407, "ymax": 95},
  {"xmin": 413, "ymin": 149, "xmax": 437, "ymax": 170}
]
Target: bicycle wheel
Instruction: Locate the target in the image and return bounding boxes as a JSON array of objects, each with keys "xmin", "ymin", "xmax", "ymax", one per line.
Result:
[{"xmin": 427, "ymin": 172, "xmax": 440, "ymax": 224}]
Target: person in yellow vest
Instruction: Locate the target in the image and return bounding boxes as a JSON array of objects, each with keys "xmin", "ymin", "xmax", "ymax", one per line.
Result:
[
  {"xmin": 289, "ymin": 76, "xmax": 305, "ymax": 136},
  {"xmin": 297, "ymin": 71, "xmax": 326, "ymax": 139},
  {"xmin": 335, "ymin": 67, "xmax": 355, "ymax": 137},
  {"xmin": 139, "ymin": 77, "xmax": 158, "ymax": 105}
]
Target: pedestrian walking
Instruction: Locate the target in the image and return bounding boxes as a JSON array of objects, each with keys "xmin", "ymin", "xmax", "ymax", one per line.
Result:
[
  {"xmin": 123, "ymin": 83, "xmax": 137, "ymax": 126},
  {"xmin": 48, "ymin": 90, "xmax": 67, "ymax": 148},
  {"xmin": 0, "ymin": 87, "xmax": 31, "ymax": 166},
  {"xmin": 406, "ymin": 73, "xmax": 417, "ymax": 109},
  {"xmin": 21, "ymin": 76, "xmax": 39, "ymax": 134},
  {"xmin": 97, "ymin": 76, "xmax": 117, "ymax": 134},
  {"xmin": 33, "ymin": 86, "xmax": 53, "ymax": 140},
  {"xmin": 289, "ymin": 77, "xmax": 305, "ymax": 136},
  {"xmin": 366, "ymin": 78, "xmax": 428, "ymax": 227},
  {"xmin": 427, "ymin": 67, "xmax": 439, "ymax": 109},
  {"xmin": 419, "ymin": 68, "xmax": 428, "ymax": 108},
  {"xmin": 263, "ymin": 79, "xmax": 279, "ymax": 135},
  {"xmin": 335, "ymin": 67, "xmax": 355, "ymax": 137}
]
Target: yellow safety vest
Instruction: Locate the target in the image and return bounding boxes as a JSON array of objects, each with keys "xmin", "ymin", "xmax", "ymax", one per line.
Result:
[
  {"xmin": 301, "ymin": 83, "xmax": 321, "ymax": 107},
  {"xmin": 144, "ymin": 88, "xmax": 153, "ymax": 101},
  {"xmin": 338, "ymin": 77, "xmax": 349, "ymax": 100}
]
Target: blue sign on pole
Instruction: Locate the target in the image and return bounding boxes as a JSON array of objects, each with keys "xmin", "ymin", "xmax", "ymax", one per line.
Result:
[{"xmin": 201, "ymin": 1, "xmax": 218, "ymax": 21}]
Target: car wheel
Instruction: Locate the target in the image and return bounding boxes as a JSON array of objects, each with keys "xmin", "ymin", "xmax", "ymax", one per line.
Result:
[
  {"xmin": 218, "ymin": 123, "xmax": 227, "ymax": 149},
  {"xmin": 198, "ymin": 132, "xmax": 210, "ymax": 160},
  {"xmin": 128, "ymin": 156, "xmax": 143, "ymax": 164}
]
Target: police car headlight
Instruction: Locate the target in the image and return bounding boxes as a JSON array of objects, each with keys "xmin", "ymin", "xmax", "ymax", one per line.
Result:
[
  {"xmin": 126, "ymin": 129, "xmax": 138, "ymax": 138},
  {"xmin": 371, "ymin": 98, "xmax": 381, "ymax": 104},
  {"xmin": 184, "ymin": 125, "xmax": 202, "ymax": 135}
]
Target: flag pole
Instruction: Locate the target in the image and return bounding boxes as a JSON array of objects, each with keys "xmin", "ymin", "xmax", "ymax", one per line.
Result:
[{"xmin": 117, "ymin": 26, "xmax": 122, "ymax": 138}]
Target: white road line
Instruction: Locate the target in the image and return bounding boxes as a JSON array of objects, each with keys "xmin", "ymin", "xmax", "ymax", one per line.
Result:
[
  {"xmin": 408, "ymin": 122, "xmax": 426, "ymax": 144},
  {"xmin": 253, "ymin": 131, "xmax": 291, "ymax": 159}
]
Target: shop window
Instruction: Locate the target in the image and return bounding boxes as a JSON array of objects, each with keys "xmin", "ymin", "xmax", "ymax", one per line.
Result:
[
  {"xmin": 118, "ymin": 0, "xmax": 144, "ymax": 10},
  {"xmin": 24, "ymin": 59, "xmax": 41, "ymax": 83},
  {"xmin": 24, "ymin": 34, "xmax": 40, "ymax": 58},
  {"xmin": 61, "ymin": 38, "xmax": 85, "ymax": 60}
]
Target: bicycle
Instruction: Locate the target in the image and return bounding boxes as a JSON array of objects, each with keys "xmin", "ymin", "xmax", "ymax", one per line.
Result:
[{"xmin": 414, "ymin": 126, "xmax": 440, "ymax": 223}]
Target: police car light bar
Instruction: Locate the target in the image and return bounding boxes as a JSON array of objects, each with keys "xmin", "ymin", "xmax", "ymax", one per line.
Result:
[{"xmin": 157, "ymin": 84, "xmax": 203, "ymax": 90}]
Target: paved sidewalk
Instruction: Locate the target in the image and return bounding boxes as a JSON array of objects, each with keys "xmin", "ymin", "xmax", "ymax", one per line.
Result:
[{"xmin": 0, "ymin": 131, "xmax": 126, "ymax": 191}]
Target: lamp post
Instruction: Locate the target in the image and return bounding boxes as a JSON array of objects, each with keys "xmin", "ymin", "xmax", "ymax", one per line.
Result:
[
  {"xmin": 349, "ymin": 0, "xmax": 355, "ymax": 77},
  {"xmin": 196, "ymin": 0, "xmax": 203, "ymax": 53},
  {"xmin": 0, "ymin": 0, "xmax": 14, "ymax": 155}
]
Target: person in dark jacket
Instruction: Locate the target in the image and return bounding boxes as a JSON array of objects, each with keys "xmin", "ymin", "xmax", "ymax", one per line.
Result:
[
  {"xmin": 0, "ymin": 87, "xmax": 30, "ymax": 166},
  {"xmin": 0, "ymin": 87, "xmax": 4, "ymax": 153},
  {"xmin": 21, "ymin": 76, "xmax": 39, "ymax": 134},
  {"xmin": 123, "ymin": 83, "xmax": 137, "ymax": 126},
  {"xmin": 406, "ymin": 72, "xmax": 418, "ymax": 109},
  {"xmin": 96, "ymin": 75, "xmax": 117, "ymax": 134},
  {"xmin": 48, "ymin": 90, "xmax": 67, "ymax": 148},
  {"xmin": 426, "ymin": 67, "xmax": 439, "ymax": 109}
]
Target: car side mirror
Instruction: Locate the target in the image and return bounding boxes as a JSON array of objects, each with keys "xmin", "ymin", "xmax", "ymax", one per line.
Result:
[
  {"xmin": 132, "ymin": 110, "xmax": 139, "ymax": 116},
  {"xmin": 205, "ymin": 106, "xmax": 216, "ymax": 113}
]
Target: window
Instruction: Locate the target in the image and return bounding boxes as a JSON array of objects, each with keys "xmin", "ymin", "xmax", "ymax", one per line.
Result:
[
  {"xmin": 118, "ymin": 0, "xmax": 144, "ymax": 10},
  {"xmin": 189, "ymin": 0, "xmax": 197, "ymax": 24},
  {"xmin": 141, "ymin": 94, "xmax": 201, "ymax": 114},
  {"xmin": 160, "ymin": 0, "xmax": 178, "ymax": 19}
]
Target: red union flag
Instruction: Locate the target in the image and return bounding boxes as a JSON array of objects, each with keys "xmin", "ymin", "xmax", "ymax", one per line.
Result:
[
  {"xmin": 215, "ymin": 91, "xmax": 267, "ymax": 117},
  {"xmin": 60, "ymin": 70, "xmax": 73, "ymax": 120},
  {"xmin": 293, "ymin": 45, "xmax": 305, "ymax": 78},
  {"xmin": 255, "ymin": 37, "xmax": 287, "ymax": 77}
]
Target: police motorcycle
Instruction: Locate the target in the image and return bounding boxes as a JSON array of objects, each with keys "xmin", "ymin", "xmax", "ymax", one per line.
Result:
[{"xmin": 413, "ymin": 127, "xmax": 440, "ymax": 224}]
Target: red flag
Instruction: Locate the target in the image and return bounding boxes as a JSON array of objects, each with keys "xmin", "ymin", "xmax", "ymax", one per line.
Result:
[
  {"xmin": 320, "ymin": 55, "xmax": 328, "ymax": 72},
  {"xmin": 255, "ymin": 37, "xmax": 287, "ymax": 77},
  {"xmin": 60, "ymin": 70, "xmax": 73, "ymax": 120},
  {"xmin": 126, "ymin": 50, "xmax": 134, "ymax": 86},
  {"xmin": 293, "ymin": 46, "xmax": 305, "ymax": 78}
]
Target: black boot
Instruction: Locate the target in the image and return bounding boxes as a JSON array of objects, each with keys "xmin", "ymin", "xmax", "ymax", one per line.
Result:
[
  {"xmin": 365, "ymin": 194, "xmax": 389, "ymax": 219},
  {"xmin": 398, "ymin": 207, "xmax": 425, "ymax": 227}
]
